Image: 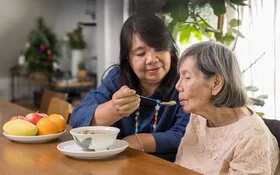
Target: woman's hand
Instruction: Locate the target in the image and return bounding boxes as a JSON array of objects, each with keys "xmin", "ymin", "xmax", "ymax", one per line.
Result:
[
  {"xmin": 92, "ymin": 85, "xmax": 140, "ymax": 126},
  {"xmin": 112, "ymin": 85, "xmax": 140, "ymax": 118}
]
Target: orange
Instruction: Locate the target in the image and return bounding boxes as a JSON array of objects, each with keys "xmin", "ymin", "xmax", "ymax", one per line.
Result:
[
  {"xmin": 48, "ymin": 114, "xmax": 66, "ymax": 132},
  {"xmin": 36, "ymin": 117, "xmax": 58, "ymax": 135}
]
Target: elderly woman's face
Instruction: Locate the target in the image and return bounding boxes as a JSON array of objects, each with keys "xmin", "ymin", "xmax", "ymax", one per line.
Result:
[
  {"xmin": 176, "ymin": 56, "xmax": 214, "ymax": 114},
  {"xmin": 128, "ymin": 33, "xmax": 171, "ymax": 86}
]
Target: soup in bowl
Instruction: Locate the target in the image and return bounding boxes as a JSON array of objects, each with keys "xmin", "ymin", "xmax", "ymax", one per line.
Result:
[{"xmin": 70, "ymin": 126, "xmax": 120, "ymax": 151}]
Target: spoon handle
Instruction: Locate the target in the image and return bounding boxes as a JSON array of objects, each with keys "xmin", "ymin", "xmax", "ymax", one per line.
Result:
[{"xmin": 139, "ymin": 95, "xmax": 161, "ymax": 104}]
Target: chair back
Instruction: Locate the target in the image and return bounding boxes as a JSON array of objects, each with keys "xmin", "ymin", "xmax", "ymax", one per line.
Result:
[
  {"xmin": 47, "ymin": 97, "xmax": 73, "ymax": 123},
  {"xmin": 40, "ymin": 89, "xmax": 68, "ymax": 113},
  {"xmin": 101, "ymin": 64, "xmax": 117, "ymax": 80},
  {"xmin": 262, "ymin": 118, "xmax": 280, "ymax": 148}
]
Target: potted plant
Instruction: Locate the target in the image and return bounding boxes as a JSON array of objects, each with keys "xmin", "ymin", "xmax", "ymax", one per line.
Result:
[
  {"xmin": 77, "ymin": 61, "xmax": 87, "ymax": 81},
  {"xmin": 68, "ymin": 26, "xmax": 87, "ymax": 50},
  {"xmin": 135, "ymin": 0, "xmax": 248, "ymax": 49},
  {"xmin": 67, "ymin": 25, "xmax": 87, "ymax": 78}
]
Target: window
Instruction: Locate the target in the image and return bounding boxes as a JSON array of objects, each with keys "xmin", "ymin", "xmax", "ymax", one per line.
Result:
[{"xmin": 236, "ymin": 1, "xmax": 280, "ymax": 119}]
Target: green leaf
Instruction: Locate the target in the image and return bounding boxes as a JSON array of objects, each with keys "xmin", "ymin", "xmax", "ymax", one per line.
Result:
[
  {"xmin": 198, "ymin": 21, "xmax": 214, "ymax": 38},
  {"xmin": 135, "ymin": 0, "xmax": 167, "ymax": 13},
  {"xmin": 255, "ymin": 112, "xmax": 265, "ymax": 117},
  {"xmin": 167, "ymin": 19, "xmax": 176, "ymax": 34},
  {"xmin": 198, "ymin": 20, "xmax": 207, "ymax": 29},
  {"xmin": 161, "ymin": 0, "xmax": 175, "ymax": 13},
  {"xmin": 191, "ymin": 25, "xmax": 202, "ymax": 40},
  {"xmin": 223, "ymin": 32, "xmax": 235, "ymax": 45},
  {"xmin": 197, "ymin": 0, "xmax": 209, "ymax": 7},
  {"xmin": 229, "ymin": 19, "xmax": 241, "ymax": 27},
  {"xmin": 209, "ymin": 0, "xmax": 226, "ymax": 16},
  {"xmin": 172, "ymin": 22, "xmax": 181, "ymax": 40},
  {"xmin": 231, "ymin": 28, "xmax": 245, "ymax": 38},
  {"xmin": 246, "ymin": 86, "xmax": 259, "ymax": 92},
  {"xmin": 214, "ymin": 32, "xmax": 223, "ymax": 43},
  {"xmin": 170, "ymin": 3, "xmax": 189, "ymax": 22},
  {"xmin": 206, "ymin": 31, "xmax": 213, "ymax": 38},
  {"xmin": 179, "ymin": 24, "xmax": 191, "ymax": 44},
  {"xmin": 257, "ymin": 95, "xmax": 268, "ymax": 99}
]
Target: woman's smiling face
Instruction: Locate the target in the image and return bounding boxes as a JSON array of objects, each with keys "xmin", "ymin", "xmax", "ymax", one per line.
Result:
[
  {"xmin": 128, "ymin": 33, "xmax": 171, "ymax": 86},
  {"xmin": 175, "ymin": 56, "xmax": 214, "ymax": 114}
]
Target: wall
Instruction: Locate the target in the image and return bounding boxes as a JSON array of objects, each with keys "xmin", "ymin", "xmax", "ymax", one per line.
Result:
[
  {"xmin": 52, "ymin": 0, "xmax": 97, "ymax": 73},
  {"xmin": 95, "ymin": 0, "xmax": 123, "ymax": 85},
  {"xmin": 0, "ymin": 0, "xmax": 124, "ymax": 101}
]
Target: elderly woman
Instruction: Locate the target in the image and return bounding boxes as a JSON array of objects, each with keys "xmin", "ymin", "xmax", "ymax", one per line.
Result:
[{"xmin": 175, "ymin": 41, "xmax": 279, "ymax": 174}]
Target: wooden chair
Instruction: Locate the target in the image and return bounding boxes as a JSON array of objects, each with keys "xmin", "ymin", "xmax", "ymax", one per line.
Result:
[
  {"xmin": 40, "ymin": 89, "xmax": 68, "ymax": 114},
  {"xmin": 47, "ymin": 97, "xmax": 73, "ymax": 123}
]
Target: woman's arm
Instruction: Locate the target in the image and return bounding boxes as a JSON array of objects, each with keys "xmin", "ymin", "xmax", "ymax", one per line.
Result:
[
  {"xmin": 123, "ymin": 133, "xmax": 156, "ymax": 152},
  {"xmin": 69, "ymin": 67, "xmax": 119, "ymax": 127},
  {"xmin": 70, "ymin": 67, "xmax": 140, "ymax": 128}
]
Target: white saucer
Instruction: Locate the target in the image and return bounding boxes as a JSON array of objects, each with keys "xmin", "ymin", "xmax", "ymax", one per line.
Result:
[
  {"xmin": 3, "ymin": 130, "xmax": 66, "ymax": 143},
  {"xmin": 57, "ymin": 139, "xmax": 128, "ymax": 160}
]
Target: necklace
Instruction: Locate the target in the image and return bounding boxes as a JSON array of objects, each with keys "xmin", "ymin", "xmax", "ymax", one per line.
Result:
[{"xmin": 134, "ymin": 101, "xmax": 161, "ymax": 134}]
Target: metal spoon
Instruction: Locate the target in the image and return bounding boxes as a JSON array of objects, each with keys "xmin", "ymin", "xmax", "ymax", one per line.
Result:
[{"xmin": 139, "ymin": 95, "xmax": 177, "ymax": 106}]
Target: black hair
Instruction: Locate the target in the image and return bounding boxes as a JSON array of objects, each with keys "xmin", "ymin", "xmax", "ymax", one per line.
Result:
[{"xmin": 119, "ymin": 13, "xmax": 178, "ymax": 100}]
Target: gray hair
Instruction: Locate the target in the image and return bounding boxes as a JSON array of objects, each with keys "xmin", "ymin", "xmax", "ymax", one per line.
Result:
[{"xmin": 179, "ymin": 41, "xmax": 247, "ymax": 107}]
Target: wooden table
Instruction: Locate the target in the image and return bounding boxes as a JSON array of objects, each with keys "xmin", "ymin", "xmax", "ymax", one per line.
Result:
[
  {"xmin": 0, "ymin": 99, "xmax": 200, "ymax": 175},
  {"xmin": 10, "ymin": 72, "xmax": 96, "ymax": 103}
]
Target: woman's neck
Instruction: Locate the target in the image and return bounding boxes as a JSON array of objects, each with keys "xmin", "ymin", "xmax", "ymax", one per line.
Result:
[
  {"xmin": 203, "ymin": 106, "xmax": 252, "ymax": 127},
  {"xmin": 140, "ymin": 82, "xmax": 159, "ymax": 96}
]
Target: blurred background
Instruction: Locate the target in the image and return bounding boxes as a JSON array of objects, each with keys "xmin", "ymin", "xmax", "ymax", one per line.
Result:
[{"xmin": 0, "ymin": 0, "xmax": 279, "ymax": 119}]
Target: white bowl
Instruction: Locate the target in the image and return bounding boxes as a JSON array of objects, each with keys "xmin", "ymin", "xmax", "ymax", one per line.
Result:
[{"xmin": 70, "ymin": 126, "xmax": 120, "ymax": 151}]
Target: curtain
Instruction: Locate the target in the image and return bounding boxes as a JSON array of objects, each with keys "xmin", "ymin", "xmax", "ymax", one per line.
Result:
[{"xmin": 236, "ymin": 0, "xmax": 280, "ymax": 119}]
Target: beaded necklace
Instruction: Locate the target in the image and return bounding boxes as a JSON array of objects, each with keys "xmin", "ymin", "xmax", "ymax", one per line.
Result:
[{"xmin": 134, "ymin": 99, "xmax": 161, "ymax": 134}]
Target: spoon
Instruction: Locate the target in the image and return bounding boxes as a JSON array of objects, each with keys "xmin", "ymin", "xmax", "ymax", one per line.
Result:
[{"xmin": 138, "ymin": 95, "xmax": 177, "ymax": 106}]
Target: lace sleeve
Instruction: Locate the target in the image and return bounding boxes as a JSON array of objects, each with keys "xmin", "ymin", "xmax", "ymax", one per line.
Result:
[{"xmin": 229, "ymin": 130, "xmax": 279, "ymax": 175}]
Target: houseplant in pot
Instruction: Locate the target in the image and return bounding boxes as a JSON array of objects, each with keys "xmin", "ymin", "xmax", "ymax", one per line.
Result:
[
  {"xmin": 67, "ymin": 25, "xmax": 87, "ymax": 78},
  {"xmin": 77, "ymin": 61, "xmax": 88, "ymax": 81}
]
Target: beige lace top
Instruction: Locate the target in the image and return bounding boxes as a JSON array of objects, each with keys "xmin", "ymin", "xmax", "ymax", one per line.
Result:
[{"xmin": 175, "ymin": 113, "xmax": 279, "ymax": 175}]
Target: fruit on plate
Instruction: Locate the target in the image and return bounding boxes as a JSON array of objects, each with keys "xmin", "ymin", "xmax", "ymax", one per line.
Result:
[
  {"xmin": 38, "ymin": 112, "xmax": 48, "ymax": 118},
  {"xmin": 3, "ymin": 119, "xmax": 38, "ymax": 136},
  {"xmin": 36, "ymin": 117, "xmax": 58, "ymax": 135},
  {"xmin": 48, "ymin": 114, "xmax": 66, "ymax": 132},
  {"xmin": 25, "ymin": 112, "xmax": 47, "ymax": 125},
  {"xmin": 9, "ymin": 116, "xmax": 26, "ymax": 120}
]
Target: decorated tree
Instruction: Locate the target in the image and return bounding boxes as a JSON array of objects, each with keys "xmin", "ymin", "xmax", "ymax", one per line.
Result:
[{"xmin": 24, "ymin": 17, "xmax": 59, "ymax": 74}]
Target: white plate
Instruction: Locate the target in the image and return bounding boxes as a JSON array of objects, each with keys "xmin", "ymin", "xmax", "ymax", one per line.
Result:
[
  {"xmin": 57, "ymin": 139, "xmax": 128, "ymax": 160},
  {"xmin": 3, "ymin": 130, "xmax": 66, "ymax": 143}
]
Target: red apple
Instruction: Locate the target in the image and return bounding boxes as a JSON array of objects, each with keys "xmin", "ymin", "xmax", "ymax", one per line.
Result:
[
  {"xmin": 9, "ymin": 116, "xmax": 26, "ymax": 120},
  {"xmin": 37, "ymin": 112, "xmax": 48, "ymax": 118},
  {"xmin": 25, "ymin": 112, "xmax": 45, "ymax": 125}
]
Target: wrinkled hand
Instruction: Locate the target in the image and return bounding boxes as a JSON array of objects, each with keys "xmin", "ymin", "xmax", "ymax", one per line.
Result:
[{"xmin": 112, "ymin": 85, "xmax": 140, "ymax": 118}]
